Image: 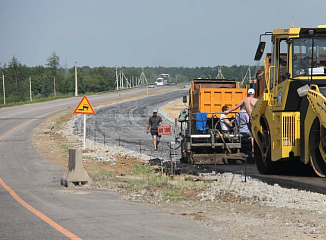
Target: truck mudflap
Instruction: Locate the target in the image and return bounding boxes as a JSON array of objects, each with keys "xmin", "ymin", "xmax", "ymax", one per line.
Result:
[{"xmin": 305, "ymin": 84, "xmax": 326, "ymax": 177}]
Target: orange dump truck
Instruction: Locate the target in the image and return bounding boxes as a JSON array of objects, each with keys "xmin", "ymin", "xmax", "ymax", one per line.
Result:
[{"xmin": 178, "ymin": 79, "xmax": 250, "ymax": 164}]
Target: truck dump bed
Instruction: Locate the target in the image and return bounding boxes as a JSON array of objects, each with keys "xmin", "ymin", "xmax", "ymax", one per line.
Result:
[{"xmin": 190, "ymin": 79, "xmax": 247, "ymax": 114}]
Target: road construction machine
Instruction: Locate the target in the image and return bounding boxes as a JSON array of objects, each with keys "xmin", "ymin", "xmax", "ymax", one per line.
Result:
[
  {"xmin": 177, "ymin": 78, "xmax": 251, "ymax": 164},
  {"xmin": 252, "ymin": 25, "xmax": 326, "ymax": 177}
]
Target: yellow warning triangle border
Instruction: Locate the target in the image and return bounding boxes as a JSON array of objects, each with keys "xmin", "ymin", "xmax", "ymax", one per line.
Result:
[{"xmin": 74, "ymin": 95, "xmax": 95, "ymax": 115}]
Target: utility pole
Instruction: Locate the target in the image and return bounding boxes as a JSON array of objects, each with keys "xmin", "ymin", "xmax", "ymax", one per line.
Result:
[
  {"xmin": 121, "ymin": 70, "xmax": 124, "ymax": 89},
  {"xmin": 122, "ymin": 71, "xmax": 131, "ymax": 88},
  {"xmin": 29, "ymin": 76, "xmax": 32, "ymax": 101},
  {"xmin": 241, "ymin": 66, "xmax": 252, "ymax": 86},
  {"xmin": 119, "ymin": 71, "xmax": 123, "ymax": 89},
  {"xmin": 64, "ymin": 58, "xmax": 68, "ymax": 78},
  {"xmin": 54, "ymin": 76, "xmax": 56, "ymax": 96},
  {"xmin": 216, "ymin": 67, "xmax": 225, "ymax": 79},
  {"xmin": 116, "ymin": 67, "xmax": 119, "ymax": 90},
  {"xmin": 138, "ymin": 68, "xmax": 148, "ymax": 85},
  {"xmin": 75, "ymin": 62, "xmax": 78, "ymax": 96},
  {"xmin": 2, "ymin": 74, "xmax": 5, "ymax": 105}
]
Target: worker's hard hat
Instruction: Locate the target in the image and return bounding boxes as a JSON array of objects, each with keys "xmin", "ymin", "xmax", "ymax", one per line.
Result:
[
  {"xmin": 248, "ymin": 88, "xmax": 255, "ymax": 95},
  {"xmin": 153, "ymin": 109, "xmax": 158, "ymax": 113}
]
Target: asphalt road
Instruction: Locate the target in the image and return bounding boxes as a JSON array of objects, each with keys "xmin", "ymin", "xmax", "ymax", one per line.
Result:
[
  {"xmin": 0, "ymin": 86, "xmax": 218, "ymax": 240},
  {"xmin": 75, "ymin": 89, "xmax": 188, "ymax": 160}
]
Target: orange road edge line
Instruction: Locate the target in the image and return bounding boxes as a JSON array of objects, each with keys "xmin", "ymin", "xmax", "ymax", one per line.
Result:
[
  {"xmin": 0, "ymin": 177, "xmax": 81, "ymax": 240},
  {"xmin": 0, "ymin": 110, "xmax": 82, "ymax": 240}
]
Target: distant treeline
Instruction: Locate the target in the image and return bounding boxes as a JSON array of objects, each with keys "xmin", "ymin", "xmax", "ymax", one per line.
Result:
[{"xmin": 0, "ymin": 52, "xmax": 258, "ymax": 104}]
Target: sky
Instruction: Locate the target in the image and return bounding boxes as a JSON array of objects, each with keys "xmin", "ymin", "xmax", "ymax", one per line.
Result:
[{"xmin": 1, "ymin": 0, "xmax": 326, "ymax": 68}]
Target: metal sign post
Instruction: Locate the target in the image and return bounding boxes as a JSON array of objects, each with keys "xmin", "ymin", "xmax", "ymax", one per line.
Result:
[
  {"xmin": 83, "ymin": 114, "xmax": 86, "ymax": 150},
  {"xmin": 74, "ymin": 96, "xmax": 95, "ymax": 150}
]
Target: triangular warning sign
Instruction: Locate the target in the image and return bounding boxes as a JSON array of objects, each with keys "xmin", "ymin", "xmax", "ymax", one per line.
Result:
[{"xmin": 74, "ymin": 95, "xmax": 95, "ymax": 115}]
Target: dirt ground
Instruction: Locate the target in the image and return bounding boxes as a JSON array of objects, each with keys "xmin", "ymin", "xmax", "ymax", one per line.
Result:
[{"xmin": 32, "ymin": 94, "xmax": 326, "ymax": 240}]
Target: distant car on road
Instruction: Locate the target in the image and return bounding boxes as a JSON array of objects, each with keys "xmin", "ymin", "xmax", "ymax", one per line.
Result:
[{"xmin": 148, "ymin": 83, "xmax": 155, "ymax": 88}]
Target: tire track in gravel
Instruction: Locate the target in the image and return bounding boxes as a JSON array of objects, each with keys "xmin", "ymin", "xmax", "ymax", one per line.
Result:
[{"xmin": 75, "ymin": 89, "xmax": 187, "ymax": 160}]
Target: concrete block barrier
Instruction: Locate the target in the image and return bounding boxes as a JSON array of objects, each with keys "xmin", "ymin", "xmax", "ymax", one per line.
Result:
[{"xmin": 61, "ymin": 148, "xmax": 91, "ymax": 187}]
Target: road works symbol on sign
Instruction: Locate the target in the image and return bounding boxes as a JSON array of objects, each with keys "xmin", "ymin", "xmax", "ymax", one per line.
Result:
[
  {"xmin": 158, "ymin": 126, "xmax": 171, "ymax": 135},
  {"xmin": 74, "ymin": 95, "xmax": 95, "ymax": 115}
]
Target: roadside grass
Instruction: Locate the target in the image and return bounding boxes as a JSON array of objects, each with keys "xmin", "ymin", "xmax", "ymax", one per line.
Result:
[
  {"xmin": 93, "ymin": 171, "xmax": 116, "ymax": 181},
  {"xmin": 122, "ymin": 163, "xmax": 169, "ymax": 192},
  {"xmin": 88, "ymin": 161, "xmax": 209, "ymax": 203},
  {"xmin": 163, "ymin": 189, "xmax": 181, "ymax": 202}
]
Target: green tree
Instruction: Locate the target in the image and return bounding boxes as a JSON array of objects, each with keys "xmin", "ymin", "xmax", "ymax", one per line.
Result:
[
  {"xmin": 46, "ymin": 52, "xmax": 60, "ymax": 75},
  {"xmin": 8, "ymin": 55, "xmax": 21, "ymax": 91},
  {"xmin": 82, "ymin": 74, "xmax": 106, "ymax": 92},
  {"xmin": 46, "ymin": 52, "xmax": 60, "ymax": 95},
  {"xmin": 5, "ymin": 55, "xmax": 27, "ymax": 102}
]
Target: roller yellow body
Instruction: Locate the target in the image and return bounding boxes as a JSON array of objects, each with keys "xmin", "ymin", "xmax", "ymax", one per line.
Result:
[{"xmin": 252, "ymin": 25, "xmax": 326, "ymax": 176}]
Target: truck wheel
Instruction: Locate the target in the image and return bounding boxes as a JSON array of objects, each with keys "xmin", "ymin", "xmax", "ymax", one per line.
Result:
[{"xmin": 309, "ymin": 118, "xmax": 326, "ymax": 177}]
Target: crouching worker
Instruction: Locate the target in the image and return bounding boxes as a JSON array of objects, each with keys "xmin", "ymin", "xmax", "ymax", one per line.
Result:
[
  {"xmin": 220, "ymin": 106, "xmax": 233, "ymax": 133},
  {"xmin": 146, "ymin": 110, "xmax": 164, "ymax": 151}
]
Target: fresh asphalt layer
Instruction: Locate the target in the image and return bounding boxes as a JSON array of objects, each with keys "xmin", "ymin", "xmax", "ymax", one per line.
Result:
[
  {"xmin": 75, "ymin": 89, "xmax": 187, "ymax": 160},
  {"xmin": 0, "ymin": 86, "xmax": 218, "ymax": 240}
]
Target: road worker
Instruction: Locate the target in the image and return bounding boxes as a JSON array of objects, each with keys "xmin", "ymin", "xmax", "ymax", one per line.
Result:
[
  {"xmin": 220, "ymin": 106, "xmax": 233, "ymax": 133},
  {"xmin": 146, "ymin": 110, "xmax": 164, "ymax": 151},
  {"xmin": 226, "ymin": 88, "xmax": 258, "ymax": 116}
]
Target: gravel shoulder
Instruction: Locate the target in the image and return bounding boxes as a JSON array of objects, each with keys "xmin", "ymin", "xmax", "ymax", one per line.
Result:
[{"xmin": 32, "ymin": 91, "xmax": 326, "ymax": 240}]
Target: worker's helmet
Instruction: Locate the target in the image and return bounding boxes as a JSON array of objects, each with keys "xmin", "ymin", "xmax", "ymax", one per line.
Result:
[{"xmin": 248, "ymin": 88, "xmax": 255, "ymax": 95}]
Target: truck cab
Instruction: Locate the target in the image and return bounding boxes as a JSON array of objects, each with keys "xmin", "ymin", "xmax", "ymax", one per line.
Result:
[{"xmin": 156, "ymin": 78, "xmax": 164, "ymax": 86}]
